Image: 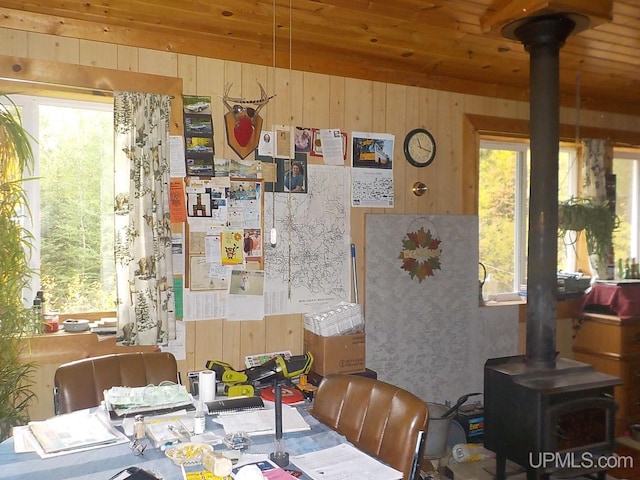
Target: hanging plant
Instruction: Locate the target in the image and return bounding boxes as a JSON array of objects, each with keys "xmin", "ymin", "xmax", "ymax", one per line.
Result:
[{"xmin": 558, "ymin": 196, "xmax": 620, "ymax": 265}]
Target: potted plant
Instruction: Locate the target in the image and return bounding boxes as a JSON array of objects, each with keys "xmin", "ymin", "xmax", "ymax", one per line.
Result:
[
  {"xmin": 558, "ymin": 196, "xmax": 620, "ymax": 278},
  {"xmin": 0, "ymin": 94, "xmax": 37, "ymax": 441}
]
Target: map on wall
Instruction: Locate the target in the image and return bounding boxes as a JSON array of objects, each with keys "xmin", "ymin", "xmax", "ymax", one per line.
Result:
[{"xmin": 263, "ymin": 164, "xmax": 351, "ymax": 315}]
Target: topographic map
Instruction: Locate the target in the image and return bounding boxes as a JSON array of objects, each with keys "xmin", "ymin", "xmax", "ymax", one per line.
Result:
[{"xmin": 263, "ymin": 164, "xmax": 351, "ymax": 315}]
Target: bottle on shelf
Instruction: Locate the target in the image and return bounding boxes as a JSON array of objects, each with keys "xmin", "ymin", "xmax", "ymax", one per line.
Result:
[
  {"xmin": 624, "ymin": 258, "xmax": 631, "ymax": 279},
  {"xmin": 618, "ymin": 258, "xmax": 624, "ymax": 280},
  {"xmin": 32, "ymin": 296, "xmax": 42, "ymax": 334}
]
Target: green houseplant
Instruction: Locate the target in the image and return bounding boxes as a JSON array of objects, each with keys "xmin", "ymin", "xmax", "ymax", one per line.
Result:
[
  {"xmin": 558, "ymin": 196, "xmax": 620, "ymax": 278},
  {"xmin": 0, "ymin": 94, "xmax": 37, "ymax": 441}
]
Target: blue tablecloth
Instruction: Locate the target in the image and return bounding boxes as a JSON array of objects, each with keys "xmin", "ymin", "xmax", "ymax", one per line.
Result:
[{"xmin": 0, "ymin": 407, "xmax": 346, "ymax": 480}]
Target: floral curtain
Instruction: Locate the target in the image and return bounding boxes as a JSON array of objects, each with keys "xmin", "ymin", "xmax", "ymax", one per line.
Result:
[
  {"xmin": 581, "ymin": 138, "xmax": 612, "ymax": 202},
  {"xmin": 113, "ymin": 91, "xmax": 175, "ymax": 346}
]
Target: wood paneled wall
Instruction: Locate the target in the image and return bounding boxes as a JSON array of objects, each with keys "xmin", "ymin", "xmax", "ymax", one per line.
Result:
[{"xmin": 2, "ymin": 27, "xmax": 640, "ymax": 420}]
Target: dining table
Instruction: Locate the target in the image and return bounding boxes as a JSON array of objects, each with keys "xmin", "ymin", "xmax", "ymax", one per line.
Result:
[{"xmin": 0, "ymin": 404, "xmax": 348, "ymax": 480}]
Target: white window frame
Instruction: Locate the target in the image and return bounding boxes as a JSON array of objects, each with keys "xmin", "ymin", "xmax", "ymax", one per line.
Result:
[
  {"xmin": 479, "ymin": 139, "xmax": 579, "ymax": 300},
  {"xmin": 613, "ymin": 151, "xmax": 640, "ymax": 261},
  {"xmin": 12, "ymin": 94, "xmax": 114, "ymax": 308}
]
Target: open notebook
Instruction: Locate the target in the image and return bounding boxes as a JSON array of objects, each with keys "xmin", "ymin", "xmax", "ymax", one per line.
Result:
[{"xmin": 213, "ymin": 403, "xmax": 310, "ymax": 436}]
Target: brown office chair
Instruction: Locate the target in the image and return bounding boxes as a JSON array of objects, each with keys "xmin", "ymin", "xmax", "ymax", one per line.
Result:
[
  {"xmin": 53, "ymin": 351, "xmax": 179, "ymax": 414},
  {"xmin": 311, "ymin": 373, "xmax": 429, "ymax": 480}
]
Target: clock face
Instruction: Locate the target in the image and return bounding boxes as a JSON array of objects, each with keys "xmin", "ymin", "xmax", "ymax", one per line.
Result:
[{"xmin": 404, "ymin": 128, "xmax": 436, "ymax": 168}]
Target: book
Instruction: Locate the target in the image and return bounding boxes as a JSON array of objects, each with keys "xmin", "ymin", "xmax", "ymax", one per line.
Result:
[
  {"xmin": 232, "ymin": 459, "xmax": 298, "ymax": 479},
  {"xmin": 205, "ymin": 396, "xmax": 264, "ymax": 415},
  {"xmin": 106, "ymin": 402, "xmax": 196, "ymax": 420},
  {"xmin": 29, "ymin": 410, "xmax": 128, "ymax": 454},
  {"xmin": 90, "ymin": 317, "xmax": 118, "ymax": 334}
]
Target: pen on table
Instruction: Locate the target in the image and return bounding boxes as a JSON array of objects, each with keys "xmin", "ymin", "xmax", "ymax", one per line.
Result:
[
  {"xmin": 168, "ymin": 424, "xmax": 190, "ymax": 442},
  {"xmin": 160, "ymin": 439, "xmax": 180, "ymax": 451}
]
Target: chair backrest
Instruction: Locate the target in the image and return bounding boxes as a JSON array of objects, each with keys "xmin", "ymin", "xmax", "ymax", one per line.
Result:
[
  {"xmin": 311, "ymin": 374, "xmax": 429, "ymax": 480},
  {"xmin": 53, "ymin": 351, "xmax": 179, "ymax": 414}
]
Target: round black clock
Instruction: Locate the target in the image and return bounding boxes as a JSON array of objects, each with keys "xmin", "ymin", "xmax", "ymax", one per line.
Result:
[{"xmin": 404, "ymin": 128, "xmax": 436, "ymax": 168}]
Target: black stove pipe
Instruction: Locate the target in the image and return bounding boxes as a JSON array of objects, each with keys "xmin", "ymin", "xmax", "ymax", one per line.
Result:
[{"xmin": 508, "ymin": 15, "xmax": 577, "ymax": 368}]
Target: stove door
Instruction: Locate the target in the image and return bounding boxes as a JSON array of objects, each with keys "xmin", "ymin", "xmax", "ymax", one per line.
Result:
[{"xmin": 543, "ymin": 396, "xmax": 617, "ymax": 453}]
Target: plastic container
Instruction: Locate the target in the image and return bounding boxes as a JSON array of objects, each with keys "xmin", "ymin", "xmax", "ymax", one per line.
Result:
[{"xmin": 44, "ymin": 313, "xmax": 59, "ymax": 333}]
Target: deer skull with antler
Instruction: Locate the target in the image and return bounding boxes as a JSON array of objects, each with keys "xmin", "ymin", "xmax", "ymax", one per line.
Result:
[{"xmin": 222, "ymin": 82, "xmax": 275, "ymax": 158}]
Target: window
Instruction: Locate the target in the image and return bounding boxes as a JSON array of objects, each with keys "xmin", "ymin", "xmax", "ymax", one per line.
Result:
[
  {"xmin": 612, "ymin": 151, "xmax": 640, "ymax": 274},
  {"xmin": 16, "ymin": 95, "xmax": 116, "ymax": 314},
  {"xmin": 479, "ymin": 140, "xmax": 579, "ymax": 299}
]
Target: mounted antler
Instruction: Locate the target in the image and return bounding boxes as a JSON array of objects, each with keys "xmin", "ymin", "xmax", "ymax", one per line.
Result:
[
  {"xmin": 222, "ymin": 82, "xmax": 276, "ymax": 126},
  {"xmin": 222, "ymin": 82, "xmax": 275, "ymax": 158}
]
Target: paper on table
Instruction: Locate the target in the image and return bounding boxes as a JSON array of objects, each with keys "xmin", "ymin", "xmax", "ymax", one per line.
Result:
[
  {"xmin": 11, "ymin": 425, "xmax": 37, "ymax": 453},
  {"xmin": 290, "ymin": 443, "xmax": 403, "ymax": 480},
  {"xmin": 214, "ymin": 404, "xmax": 310, "ymax": 436}
]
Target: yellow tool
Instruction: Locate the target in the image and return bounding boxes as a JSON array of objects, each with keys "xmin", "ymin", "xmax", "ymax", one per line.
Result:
[
  {"xmin": 204, "ymin": 353, "xmax": 314, "ymax": 395},
  {"xmin": 226, "ymin": 384, "xmax": 254, "ymax": 397},
  {"xmin": 204, "ymin": 360, "xmax": 248, "ymax": 384}
]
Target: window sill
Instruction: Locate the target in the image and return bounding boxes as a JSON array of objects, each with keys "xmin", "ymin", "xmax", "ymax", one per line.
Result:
[
  {"xmin": 20, "ymin": 330, "xmax": 157, "ymax": 364},
  {"xmin": 481, "ymin": 298, "xmax": 579, "ymax": 323},
  {"xmin": 482, "ymin": 299, "xmax": 525, "ymax": 307}
]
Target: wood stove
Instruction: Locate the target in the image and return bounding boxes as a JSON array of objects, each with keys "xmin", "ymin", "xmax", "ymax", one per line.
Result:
[
  {"xmin": 485, "ymin": 356, "xmax": 620, "ymax": 480},
  {"xmin": 483, "ymin": 11, "xmax": 623, "ymax": 480}
]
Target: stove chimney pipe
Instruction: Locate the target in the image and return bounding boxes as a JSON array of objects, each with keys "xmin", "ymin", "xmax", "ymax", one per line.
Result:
[{"xmin": 503, "ymin": 14, "xmax": 579, "ymax": 368}]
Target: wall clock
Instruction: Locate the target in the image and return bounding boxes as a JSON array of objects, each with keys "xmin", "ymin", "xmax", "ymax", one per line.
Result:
[{"xmin": 403, "ymin": 128, "xmax": 436, "ymax": 168}]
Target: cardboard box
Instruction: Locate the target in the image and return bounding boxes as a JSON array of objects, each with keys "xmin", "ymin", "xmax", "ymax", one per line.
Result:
[{"xmin": 303, "ymin": 329, "xmax": 366, "ymax": 375}]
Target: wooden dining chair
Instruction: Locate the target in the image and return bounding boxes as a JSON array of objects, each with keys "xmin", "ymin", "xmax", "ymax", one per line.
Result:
[
  {"xmin": 311, "ymin": 373, "xmax": 429, "ymax": 480},
  {"xmin": 53, "ymin": 351, "xmax": 179, "ymax": 414}
]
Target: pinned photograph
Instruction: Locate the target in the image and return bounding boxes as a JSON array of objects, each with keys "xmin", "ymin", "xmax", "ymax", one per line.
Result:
[{"xmin": 294, "ymin": 126, "xmax": 312, "ymax": 153}]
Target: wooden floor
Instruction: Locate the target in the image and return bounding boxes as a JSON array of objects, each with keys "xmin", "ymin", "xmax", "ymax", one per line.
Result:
[
  {"xmin": 426, "ymin": 439, "xmax": 640, "ymax": 480},
  {"xmin": 609, "ymin": 438, "xmax": 640, "ymax": 480},
  {"xmin": 441, "ymin": 459, "xmax": 625, "ymax": 480}
]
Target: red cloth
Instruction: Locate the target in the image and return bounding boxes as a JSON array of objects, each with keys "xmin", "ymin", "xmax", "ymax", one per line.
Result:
[{"xmin": 577, "ymin": 283, "xmax": 640, "ymax": 319}]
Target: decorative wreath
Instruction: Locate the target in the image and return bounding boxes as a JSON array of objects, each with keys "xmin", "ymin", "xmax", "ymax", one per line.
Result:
[{"xmin": 398, "ymin": 226, "xmax": 442, "ymax": 282}]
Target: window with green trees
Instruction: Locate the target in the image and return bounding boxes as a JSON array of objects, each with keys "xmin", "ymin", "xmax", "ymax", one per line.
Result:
[
  {"xmin": 479, "ymin": 140, "xmax": 578, "ymax": 299},
  {"xmin": 16, "ymin": 95, "xmax": 115, "ymax": 314}
]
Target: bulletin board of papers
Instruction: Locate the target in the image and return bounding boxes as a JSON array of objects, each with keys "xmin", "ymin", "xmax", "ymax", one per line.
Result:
[{"xmin": 171, "ymin": 96, "xmax": 353, "ymax": 323}]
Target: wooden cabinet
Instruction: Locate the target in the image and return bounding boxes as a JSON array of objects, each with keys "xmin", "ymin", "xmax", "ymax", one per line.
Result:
[{"xmin": 572, "ymin": 313, "xmax": 640, "ymax": 436}]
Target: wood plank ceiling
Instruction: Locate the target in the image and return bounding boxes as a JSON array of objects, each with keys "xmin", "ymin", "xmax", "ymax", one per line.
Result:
[{"xmin": 0, "ymin": 0, "xmax": 639, "ymax": 116}]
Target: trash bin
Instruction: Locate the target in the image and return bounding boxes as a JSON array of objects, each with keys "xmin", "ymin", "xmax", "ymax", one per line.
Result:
[{"xmin": 423, "ymin": 402, "xmax": 456, "ymax": 460}]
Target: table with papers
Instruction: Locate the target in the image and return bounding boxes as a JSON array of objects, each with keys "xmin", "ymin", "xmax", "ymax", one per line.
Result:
[{"xmin": 0, "ymin": 403, "xmax": 402, "ymax": 480}]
